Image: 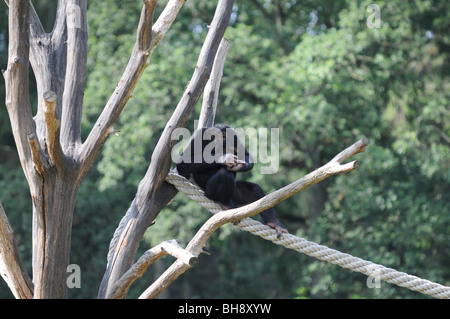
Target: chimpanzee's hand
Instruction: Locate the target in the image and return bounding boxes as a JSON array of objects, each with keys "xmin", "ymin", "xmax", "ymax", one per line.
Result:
[
  {"xmin": 218, "ymin": 153, "xmax": 238, "ymax": 168},
  {"xmin": 227, "ymin": 159, "xmax": 247, "ymax": 172}
]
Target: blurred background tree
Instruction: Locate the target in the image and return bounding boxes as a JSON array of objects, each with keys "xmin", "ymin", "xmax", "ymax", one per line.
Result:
[{"xmin": 0, "ymin": 0, "xmax": 448, "ymax": 298}]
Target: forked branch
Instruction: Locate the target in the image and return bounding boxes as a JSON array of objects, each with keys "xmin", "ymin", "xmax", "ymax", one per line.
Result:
[
  {"xmin": 106, "ymin": 239, "xmax": 197, "ymax": 299},
  {"xmin": 78, "ymin": 0, "xmax": 161, "ymax": 173}
]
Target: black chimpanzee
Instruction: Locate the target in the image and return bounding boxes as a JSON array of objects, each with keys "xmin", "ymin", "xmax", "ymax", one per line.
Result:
[{"xmin": 176, "ymin": 123, "xmax": 288, "ymax": 237}]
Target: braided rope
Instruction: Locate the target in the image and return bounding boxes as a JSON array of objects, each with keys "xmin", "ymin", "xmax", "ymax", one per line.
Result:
[{"xmin": 166, "ymin": 171, "xmax": 450, "ymax": 299}]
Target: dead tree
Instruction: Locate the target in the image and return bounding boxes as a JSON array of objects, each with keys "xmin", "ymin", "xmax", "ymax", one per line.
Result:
[{"xmin": 1, "ymin": 0, "xmax": 219, "ymax": 298}]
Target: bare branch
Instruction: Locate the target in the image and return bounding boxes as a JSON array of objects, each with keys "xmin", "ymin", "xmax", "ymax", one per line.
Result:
[
  {"xmin": 51, "ymin": 1, "xmax": 68, "ymax": 45},
  {"xmin": 61, "ymin": 0, "xmax": 88, "ymax": 150},
  {"xmin": 0, "ymin": 201, "xmax": 34, "ymax": 299},
  {"xmin": 107, "ymin": 239, "xmax": 197, "ymax": 299},
  {"xmin": 198, "ymin": 38, "xmax": 230, "ymax": 129},
  {"xmin": 139, "ymin": 259, "xmax": 188, "ymax": 299},
  {"xmin": 187, "ymin": 138, "xmax": 369, "ymax": 256},
  {"xmin": 106, "ymin": 242, "xmax": 167, "ymax": 299},
  {"xmin": 4, "ymin": 0, "xmax": 38, "ymax": 184},
  {"xmin": 160, "ymin": 239, "xmax": 198, "ymax": 267},
  {"xmin": 150, "ymin": 0, "xmax": 187, "ymax": 52},
  {"xmin": 330, "ymin": 137, "xmax": 370, "ymax": 164},
  {"xmin": 78, "ymin": 0, "xmax": 158, "ymax": 173},
  {"xmin": 140, "ymin": 137, "xmax": 370, "ymax": 298}
]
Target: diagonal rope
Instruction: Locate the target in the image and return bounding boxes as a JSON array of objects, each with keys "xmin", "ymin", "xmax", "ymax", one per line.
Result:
[{"xmin": 165, "ymin": 170, "xmax": 450, "ymax": 299}]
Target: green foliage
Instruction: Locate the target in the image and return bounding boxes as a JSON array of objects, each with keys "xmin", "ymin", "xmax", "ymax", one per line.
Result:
[{"xmin": 0, "ymin": 0, "xmax": 449, "ymax": 299}]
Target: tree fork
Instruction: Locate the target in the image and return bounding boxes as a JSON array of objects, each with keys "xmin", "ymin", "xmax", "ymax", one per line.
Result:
[{"xmin": 30, "ymin": 88, "xmax": 82, "ymax": 298}]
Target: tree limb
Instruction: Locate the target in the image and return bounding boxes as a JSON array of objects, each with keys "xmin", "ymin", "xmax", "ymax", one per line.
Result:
[
  {"xmin": 139, "ymin": 137, "xmax": 370, "ymax": 298},
  {"xmin": 60, "ymin": 0, "xmax": 88, "ymax": 150},
  {"xmin": 78, "ymin": 0, "xmax": 158, "ymax": 175},
  {"xmin": 3, "ymin": 0, "xmax": 39, "ymax": 186},
  {"xmin": 330, "ymin": 137, "xmax": 369, "ymax": 164},
  {"xmin": 51, "ymin": 1, "xmax": 69, "ymax": 45},
  {"xmin": 198, "ymin": 38, "xmax": 230, "ymax": 129},
  {"xmin": 150, "ymin": 0, "xmax": 187, "ymax": 53},
  {"xmin": 0, "ymin": 201, "xmax": 34, "ymax": 299}
]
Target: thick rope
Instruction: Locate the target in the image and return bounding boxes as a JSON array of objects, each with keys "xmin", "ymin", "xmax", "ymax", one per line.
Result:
[{"xmin": 166, "ymin": 170, "xmax": 450, "ymax": 299}]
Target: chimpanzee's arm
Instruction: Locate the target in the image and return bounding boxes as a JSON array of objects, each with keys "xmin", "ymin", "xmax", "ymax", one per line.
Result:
[
  {"xmin": 226, "ymin": 131, "xmax": 254, "ymax": 172},
  {"xmin": 176, "ymin": 127, "xmax": 224, "ymax": 178}
]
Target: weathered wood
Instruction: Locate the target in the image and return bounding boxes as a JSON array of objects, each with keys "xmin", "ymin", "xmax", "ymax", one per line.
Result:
[
  {"xmin": 27, "ymin": 132, "xmax": 46, "ymax": 176},
  {"xmin": 43, "ymin": 91, "xmax": 64, "ymax": 168},
  {"xmin": 150, "ymin": 0, "xmax": 187, "ymax": 52},
  {"xmin": 198, "ymin": 38, "xmax": 231, "ymax": 129},
  {"xmin": 0, "ymin": 201, "xmax": 34, "ymax": 299},
  {"xmin": 106, "ymin": 239, "xmax": 197, "ymax": 299},
  {"xmin": 78, "ymin": 0, "xmax": 158, "ymax": 178},
  {"xmin": 4, "ymin": 0, "xmax": 36, "ymax": 186},
  {"xmin": 61, "ymin": 0, "xmax": 88, "ymax": 150}
]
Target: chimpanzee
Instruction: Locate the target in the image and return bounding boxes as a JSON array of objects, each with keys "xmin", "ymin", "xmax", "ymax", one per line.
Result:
[{"xmin": 176, "ymin": 123, "xmax": 288, "ymax": 237}]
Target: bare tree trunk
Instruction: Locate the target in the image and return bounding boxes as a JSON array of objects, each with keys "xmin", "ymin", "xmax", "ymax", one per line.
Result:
[
  {"xmin": 4, "ymin": 0, "xmax": 88, "ymax": 298},
  {"xmin": 31, "ymin": 169, "xmax": 82, "ymax": 298}
]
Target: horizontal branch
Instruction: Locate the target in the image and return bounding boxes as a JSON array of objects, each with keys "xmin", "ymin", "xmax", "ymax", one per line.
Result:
[
  {"xmin": 0, "ymin": 201, "xmax": 34, "ymax": 299},
  {"xmin": 140, "ymin": 137, "xmax": 370, "ymax": 298}
]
